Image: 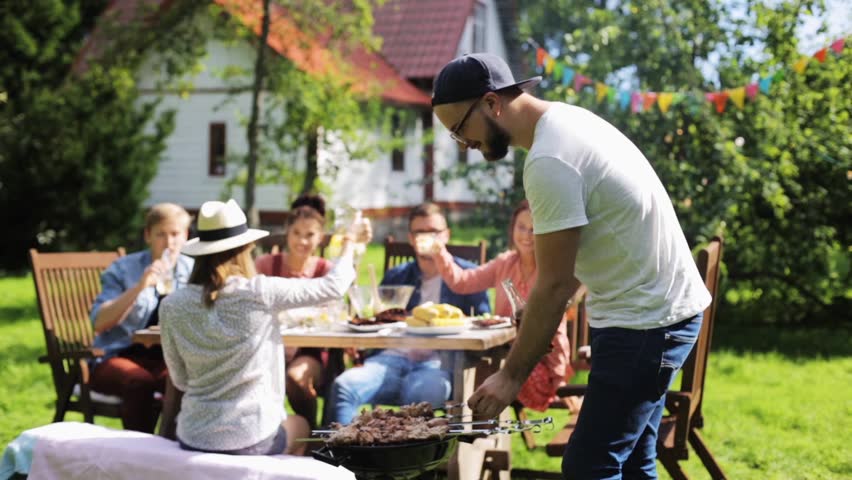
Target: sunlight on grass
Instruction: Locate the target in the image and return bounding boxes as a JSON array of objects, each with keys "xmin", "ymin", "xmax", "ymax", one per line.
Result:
[{"xmin": 2, "ymin": 267, "xmax": 850, "ymax": 478}]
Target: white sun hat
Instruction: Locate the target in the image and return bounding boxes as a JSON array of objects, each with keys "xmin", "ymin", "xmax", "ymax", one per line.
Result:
[{"xmin": 182, "ymin": 199, "xmax": 269, "ymax": 256}]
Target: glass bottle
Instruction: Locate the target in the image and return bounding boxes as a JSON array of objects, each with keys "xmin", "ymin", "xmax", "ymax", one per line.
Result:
[
  {"xmin": 501, "ymin": 278, "xmax": 526, "ymax": 327},
  {"xmin": 155, "ymin": 248, "xmax": 175, "ymax": 296}
]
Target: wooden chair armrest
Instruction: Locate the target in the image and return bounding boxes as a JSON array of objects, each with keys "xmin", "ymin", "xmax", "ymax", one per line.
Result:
[{"xmin": 38, "ymin": 348, "xmax": 106, "ymax": 363}]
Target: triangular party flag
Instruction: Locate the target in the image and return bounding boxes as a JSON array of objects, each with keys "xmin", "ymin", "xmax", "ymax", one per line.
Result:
[
  {"xmin": 631, "ymin": 92, "xmax": 643, "ymax": 113},
  {"xmin": 706, "ymin": 92, "xmax": 729, "ymax": 114},
  {"xmin": 672, "ymin": 93, "xmax": 687, "ymax": 105},
  {"xmin": 746, "ymin": 83, "xmax": 759, "ymax": 100},
  {"xmin": 759, "ymin": 76, "xmax": 773, "ymax": 94},
  {"xmin": 619, "ymin": 90, "xmax": 631, "ymax": 110},
  {"xmin": 642, "ymin": 92, "xmax": 658, "ymax": 111},
  {"xmin": 773, "ymin": 70, "xmax": 785, "ymax": 82},
  {"xmin": 793, "ymin": 56, "xmax": 809, "ymax": 74},
  {"xmin": 536, "ymin": 48, "xmax": 547, "ymax": 68},
  {"xmin": 574, "ymin": 74, "xmax": 591, "ymax": 92},
  {"xmin": 545, "ymin": 58, "xmax": 556, "ymax": 75},
  {"xmin": 657, "ymin": 93, "xmax": 674, "ymax": 113},
  {"xmin": 830, "ymin": 38, "xmax": 845, "ymax": 54},
  {"xmin": 814, "ymin": 48, "xmax": 828, "ymax": 63},
  {"xmin": 728, "ymin": 87, "xmax": 746, "ymax": 109},
  {"xmin": 595, "ymin": 83, "xmax": 609, "ymax": 103},
  {"xmin": 553, "ymin": 62, "xmax": 564, "ymax": 83},
  {"xmin": 562, "ymin": 67, "xmax": 575, "ymax": 87},
  {"xmin": 607, "ymin": 88, "xmax": 617, "ymax": 105}
]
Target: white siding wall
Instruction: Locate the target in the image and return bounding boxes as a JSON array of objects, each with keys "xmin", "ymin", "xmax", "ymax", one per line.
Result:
[
  {"xmin": 319, "ymin": 117, "xmax": 425, "ymax": 211},
  {"xmin": 433, "ymin": 0, "xmax": 513, "ymax": 204}
]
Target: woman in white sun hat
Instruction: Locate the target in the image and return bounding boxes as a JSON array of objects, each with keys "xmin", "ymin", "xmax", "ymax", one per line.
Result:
[{"xmin": 159, "ymin": 199, "xmax": 367, "ymax": 456}]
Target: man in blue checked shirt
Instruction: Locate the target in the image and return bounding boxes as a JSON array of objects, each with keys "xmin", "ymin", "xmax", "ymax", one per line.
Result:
[{"xmin": 89, "ymin": 203, "xmax": 194, "ymax": 432}]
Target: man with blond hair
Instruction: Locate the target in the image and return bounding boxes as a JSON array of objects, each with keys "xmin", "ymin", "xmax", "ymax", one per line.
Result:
[{"xmin": 90, "ymin": 203, "xmax": 194, "ymax": 432}]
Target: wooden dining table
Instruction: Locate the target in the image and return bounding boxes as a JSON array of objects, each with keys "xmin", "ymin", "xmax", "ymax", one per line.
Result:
[{"xmin": 133, "ymin": 324, "xmax": 516, "ymax": 480}]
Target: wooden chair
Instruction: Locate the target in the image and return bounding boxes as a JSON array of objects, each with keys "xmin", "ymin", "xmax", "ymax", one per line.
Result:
[
  {"xmin": 656, "ymin": 236, "xmax": 726, "ymax": 479},
  {"xmin": 382, "ymin": 235, "xmax": 487, "ymax": 272},
  {"xmin": 29, "ymin": 248, "xmax": 128, "ymax": 423},
  {"xmin": 515, "ymin": 237, "xmax": 726, "ymax": 479}
]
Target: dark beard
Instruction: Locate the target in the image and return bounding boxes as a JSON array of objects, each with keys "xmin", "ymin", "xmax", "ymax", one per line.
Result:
[{"xmin": 482, "ymin": 115, "xmax": 511, "ymax": 161}]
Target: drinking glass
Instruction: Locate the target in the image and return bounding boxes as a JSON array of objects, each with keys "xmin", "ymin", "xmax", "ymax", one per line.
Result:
[{"xmin": 501, "ymin": 278, "xmax": 526, "ymax": 327}]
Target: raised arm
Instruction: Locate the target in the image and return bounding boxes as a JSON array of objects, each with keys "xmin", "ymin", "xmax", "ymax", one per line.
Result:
[
  {"xmin": 262, "ymin": 245, "xmax": 356, "ymax": 309},
  {"xmin": 432, "ymin": 247, "xmax": 501, "ymax": 294}
]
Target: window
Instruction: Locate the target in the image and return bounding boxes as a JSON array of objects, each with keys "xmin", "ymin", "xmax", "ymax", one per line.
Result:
[
  {"xmin": 391, "ymin": 113, "xmax": 405, "ymax": 171},
  {"xmin": 472, "ymin": 1, "xmax": 486, "ymax": 52},
  {"xmin": 208, "ymin": 122, "xmax": 226, "ymax": 176}
]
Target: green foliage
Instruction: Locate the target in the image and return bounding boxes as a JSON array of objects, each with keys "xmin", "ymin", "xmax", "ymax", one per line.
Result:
[
  {"xmin": 448, "ymin": 0, "xmax": 850, "ymax": 323},
  {"xmin": 205, "ymin": 0, "xmax": 403, "ymax": 206},
  {"xmin": 0, "ymin": 1, "xmax": 203, "ymax": 270}
]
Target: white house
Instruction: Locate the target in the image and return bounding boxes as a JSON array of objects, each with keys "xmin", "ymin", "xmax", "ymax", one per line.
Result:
[{"xmin": 94, "ymin": 0, "xmax": 524, "ymax": 230}]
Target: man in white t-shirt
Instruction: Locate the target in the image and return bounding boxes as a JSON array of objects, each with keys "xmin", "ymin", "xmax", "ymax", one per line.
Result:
[{"xmin": 431, "ymin": 53, "xmax": 711, "ymax": 479}]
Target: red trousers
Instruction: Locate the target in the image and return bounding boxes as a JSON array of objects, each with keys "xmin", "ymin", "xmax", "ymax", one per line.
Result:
[{"xmin": 90, "ymin": 346, "xmax": 167, "ymax": 433}]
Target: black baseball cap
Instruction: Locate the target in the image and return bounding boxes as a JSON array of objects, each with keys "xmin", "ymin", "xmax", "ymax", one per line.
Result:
[{"xmin": 432, "ymin": 53, "xmax": 541, "ymax": 106}]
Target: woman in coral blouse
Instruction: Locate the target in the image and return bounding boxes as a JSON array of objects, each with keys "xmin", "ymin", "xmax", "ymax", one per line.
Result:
[{"xmin": 426, "ymin": 200, "xmax": 572, "ymax": 410}]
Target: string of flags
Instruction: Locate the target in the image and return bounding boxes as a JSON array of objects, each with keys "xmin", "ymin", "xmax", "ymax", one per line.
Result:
[{"xmin": 531, "ymin": 36, "xmax": 847, "ymax": 114}]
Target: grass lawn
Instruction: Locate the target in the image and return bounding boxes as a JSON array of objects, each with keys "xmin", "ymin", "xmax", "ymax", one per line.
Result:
[{"xmin": 2, "ymin": 245, "xmax": 850, "ymax": 479}]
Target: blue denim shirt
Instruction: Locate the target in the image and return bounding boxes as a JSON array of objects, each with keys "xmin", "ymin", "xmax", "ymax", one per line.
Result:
[
  {"xmin": 381, "ymin": 257, "xmax": 491, "ymax": 315},
  {"xmin": 90, "ymin": 250, "xmax": 194, "ymax": 362}
]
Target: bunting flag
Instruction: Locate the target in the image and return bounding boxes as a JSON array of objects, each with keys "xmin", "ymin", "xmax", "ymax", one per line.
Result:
[
  {"xmin": 729, "ymin": 87, "xmax": 746, "ymax": 109},
  {"xmin": 595, "ymin": 82, "xmax": 609, "ymax": 102},
  {"xmin": 642, "ymin": 92, "xmax": 658, "ymax": 111},
  {"xmin": 536, "ymin": 48, "xmax": 546, "ymax": 68},
  {"xmin": 706, "ymin": 92, "xmax": 729, "ymax": 113},
  {"xmin": 746, "ymin": 83, "xmax": 760, "ymax": 100},
  {"xmin": 759, "ymin": 76, "xmax": 773, "ymax": 94},
  {"xmin": 574, "ymin": 74, "xmax": 592, "ymax": 92},
  {"xmin": 619, "ymin": 90, "xmax": 631, "ymax": 110},
  {"xmin": 553, "ymin": 62, "xmax": 564, "ymax": 83},
  {"xmin": 527, "ymin": 35, "xmax": 849, "ymax": 115},
  {"xmin": 562, "ymin": 67, "xmax": 575, "ymax": 87},
  {"xmin": 657, "ymin": 93, "xmax": 674, "ymax": 113},
  {"xmin": 607, "ymin": 88, "xmax": 617, "ymax": 105},
  {"xmin": 631, "ymin": 91, "xmax": 643, "ymax": 113}
]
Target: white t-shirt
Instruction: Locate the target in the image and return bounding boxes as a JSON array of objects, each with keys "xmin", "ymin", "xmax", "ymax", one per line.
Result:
[
  {"xmin": 524, "ymin": 103, "xmax": 711, "ymax": 329},
  {"xmin": 419, "ymin": 274, "xmax": 443, "ymax": 305}
]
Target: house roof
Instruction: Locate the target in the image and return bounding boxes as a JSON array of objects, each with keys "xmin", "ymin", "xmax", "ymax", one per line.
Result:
[
  {"xmin": 76, "ymin": 0, "xmax": 431, "ymax": 108},
  {"xmin": 215, "ymin": 0, "xmax": 430, "ymax": 107},
  {"xmin": 373, "ymin": 0, "xmax": 477, "ymax": 80}
]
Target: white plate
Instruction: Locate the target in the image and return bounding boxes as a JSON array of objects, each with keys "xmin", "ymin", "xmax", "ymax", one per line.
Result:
[
  {"xmin": 471, "ymin": 315, "xmax": 513, "ymax": 329},
  {"xmin": 405, "ymin": 324, "xmax": 470, "ymax": 336},
  {"xmin": 346, "ymin": 321, "xmax": 405, "ymax": 333}
]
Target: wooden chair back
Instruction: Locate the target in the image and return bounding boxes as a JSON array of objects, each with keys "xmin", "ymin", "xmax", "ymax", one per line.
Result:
[
  {"xmin": 29, "ymin": 248, "xmax": 126, "ymax": 422},
  {"xmin": 382, "ymin": 235, "xmax": 487, "ymax": 273},
  {"xmin": 659, "ymin": 236, "xmax": 723, "ymax": 457}
]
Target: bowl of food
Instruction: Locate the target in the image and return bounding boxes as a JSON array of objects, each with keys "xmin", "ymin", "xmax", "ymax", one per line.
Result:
[{"xmin": 348, "ymin": 285, "xmax": 415, "ymax": 321}]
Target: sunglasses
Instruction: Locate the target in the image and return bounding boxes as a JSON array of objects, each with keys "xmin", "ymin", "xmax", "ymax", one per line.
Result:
[{"xmin": 449, "ymin": 96, "xmax": 483, "ymax": 148}]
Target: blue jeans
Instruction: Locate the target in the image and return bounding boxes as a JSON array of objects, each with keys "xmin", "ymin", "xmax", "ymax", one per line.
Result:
[
  {"xmin": 562, "ymin": 313, "xmax": 703, "ymax": 480},
  {"xmin": 326, "ymin": 352, "xmax": 452, "ymax": 424}
]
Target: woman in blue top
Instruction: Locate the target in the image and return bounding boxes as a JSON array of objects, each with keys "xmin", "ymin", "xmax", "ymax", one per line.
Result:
[{"xmin": 89, "ymin": 203, "xmax": 194, "ymax": 432}]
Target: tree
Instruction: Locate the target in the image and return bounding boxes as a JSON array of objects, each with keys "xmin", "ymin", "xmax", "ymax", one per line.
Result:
[
  {"xmin": 0, "ymin": 0, "xmax": 204, "ymax": 270},
  {"xmin": 446, "ymin": 0, "xmax": 849, "ymax": 323},
  {"xmin": 208, "ymin": 0, "xmax": 399, "ymax": 225}
]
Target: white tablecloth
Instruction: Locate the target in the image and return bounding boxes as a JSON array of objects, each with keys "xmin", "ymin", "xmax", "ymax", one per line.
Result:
[{"xmin": 17, "ymin": 422, "xmax": 352, "ymax": 480}]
